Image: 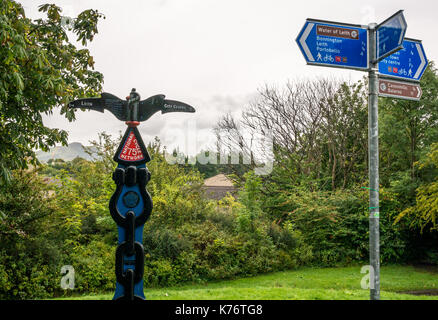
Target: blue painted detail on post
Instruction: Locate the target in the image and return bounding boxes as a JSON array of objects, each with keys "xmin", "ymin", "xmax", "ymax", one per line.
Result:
[
  {"xmin": 113, "ymin": 163, "xmax": 147, "ymax": 300},
  {"xmin": 378, "ymin": 39, "xmax": 428, "ymax": 82},
  {"xmin": 376, "ymin": 10, "xmax": 407, "ymax": 61},
  {"xmin": 110, "ymin": 125, "xmax": 152, "ymax": 300},
  {"xmin": 123, "ymin": 191, "xmax": 140, "ymax": 208},
  {"xmin": 296, "ymin": 20, "xmax": 368, "ymax": 71}
]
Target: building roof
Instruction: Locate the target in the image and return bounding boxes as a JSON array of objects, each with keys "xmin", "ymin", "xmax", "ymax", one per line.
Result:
[{"xmin": 203, "ymin": 174, "xmax": 234, "ymax": 187}]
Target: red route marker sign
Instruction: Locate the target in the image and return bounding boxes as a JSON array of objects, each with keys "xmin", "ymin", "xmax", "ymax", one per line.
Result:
[
  {"xmin": 119, "ymin": 131, "xmax": 145, "ymax": 162},
  {"xmin": 378, "ymin": 78, "xmax": 422, "ymax": 101}
]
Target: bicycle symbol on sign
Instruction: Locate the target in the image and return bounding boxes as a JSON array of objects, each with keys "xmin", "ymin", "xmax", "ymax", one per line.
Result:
[
  {"xmin": 323, "ymin": 54, "xmax": 334, "ymax": 62},
  {"xmin": 398, "ymin": 68, "xmax": 408, "ymax": 76}
]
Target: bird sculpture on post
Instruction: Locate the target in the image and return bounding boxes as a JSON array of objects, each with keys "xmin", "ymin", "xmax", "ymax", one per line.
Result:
[{"xmin": 69, "ymin": 88, "xmax": 195, "ymax": 300}]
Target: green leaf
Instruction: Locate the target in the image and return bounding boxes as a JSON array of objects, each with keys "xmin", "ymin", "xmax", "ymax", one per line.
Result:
[{"xmin": 12, "ymin": 72, "xmax": 24, "ymax": 90}]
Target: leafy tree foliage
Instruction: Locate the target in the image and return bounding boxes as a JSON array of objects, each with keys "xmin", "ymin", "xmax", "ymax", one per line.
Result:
[
  {"xmin": 0, "ymin": 1, "xmax": 104, "ymax": 184},
  {"xmin": 216, "ymin": 78, "xmax": 368, "ymax": 191},
  {"xmin": 215, "ymin": 72, "xmax": 438, "ymax": 265},
  {"xmin": 380, "ymin": 62, "xmax": 438, "ymax": 185},
  {"xmin": 0, "ymin": 168, "xmax": 63, "ymax": 298},
  {"xmin": 0, "ymin": 131, "xmax": 312, "ymax": 299},
  {"xmin": 379, "ymin": 63, "xmax": 438, "ymax": 237},
  {"xmin": 396, "ymin": 142, "xmax": 438, "ymax": 232}
]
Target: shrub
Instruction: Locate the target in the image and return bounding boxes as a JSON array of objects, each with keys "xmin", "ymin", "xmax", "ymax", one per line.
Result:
[
  {"xmin": 284, "ymin": 187, "xmax": 410, "ymax": 266},
  {"xmin": 67, "ymin": 240, "xmax": 115, "ymax": 294}
]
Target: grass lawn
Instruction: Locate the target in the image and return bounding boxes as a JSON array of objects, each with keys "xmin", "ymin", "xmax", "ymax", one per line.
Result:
[{"xmin": 54, "ymin": 265, "xmax": 438, "ymax": 300}]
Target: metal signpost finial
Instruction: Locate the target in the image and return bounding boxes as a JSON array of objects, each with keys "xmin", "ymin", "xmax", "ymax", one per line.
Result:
[{"xmin": 69, "ymin": 90, "xmax": 195, "ymax": 300}]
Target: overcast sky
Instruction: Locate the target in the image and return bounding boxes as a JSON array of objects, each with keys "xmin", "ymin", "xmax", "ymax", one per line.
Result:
[{"xmin": 20, "ymin": 0, "xmax": 438, "ymax": 154}]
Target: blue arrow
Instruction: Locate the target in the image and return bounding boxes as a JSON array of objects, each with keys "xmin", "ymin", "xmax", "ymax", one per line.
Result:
[
  {"xmin": 296, "ymin": 20, "xmax": 368, "ymax": 71},
  {"xmin": 379, "ymin": 38, "xmax": 428, "ymax": 81},
  {"xmin": 376, "ymin": 10, "xmax": 407, "ymax": 61}
]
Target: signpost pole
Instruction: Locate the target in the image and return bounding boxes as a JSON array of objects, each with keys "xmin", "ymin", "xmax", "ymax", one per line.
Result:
[
  {"xmin": 68, "ymin": 89, "xmax": 195, "ymax": 300},
  {"xmin": 297, "ymin": 9, "xmax": 427, "ymax": 301},
  {"xmin": 368, "ymin": 23, "xmax": 380, "ymax": 300}
]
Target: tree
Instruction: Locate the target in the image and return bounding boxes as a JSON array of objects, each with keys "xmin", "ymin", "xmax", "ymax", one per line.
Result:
[
  {"xmin": 0, "ymin": 168, "xmax": 63, "ymax": 299},
  {"xmin": 379, "ymin": 62, "xmax": 438, "ymax": 184},
  {"xmin": 395, "ymin": 142, "xmax": 438, "ymax": 232},
  {"xmin": 0, "ymin": 1, "xmax": 105, "ymax": 184},
  {"xmin": 215, "ymin": 78, "xmax": 368, "ymax": 190},
  {"xmin": 321, "ymin": 80, "xmax": 368, "ymax": 190},
  {"xmin": 84, "ymin": 131, "xmax": 121, "ymax": 174}
]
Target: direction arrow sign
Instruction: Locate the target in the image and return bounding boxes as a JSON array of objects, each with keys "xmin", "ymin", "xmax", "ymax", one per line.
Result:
[
  {"xmin": 378, "ymin": 38, "xmax": 428, "ymax": 82},
  {"xmin": 376, "ymin": 10, "xmax": 407, "ymax": 61},
  {"xmin": 296, "ymin": 19, "xmax": 368, "ymax": 71},
  {"xmin": 378, "ymin": 78, "xmax": 422, "ymax": 101}
]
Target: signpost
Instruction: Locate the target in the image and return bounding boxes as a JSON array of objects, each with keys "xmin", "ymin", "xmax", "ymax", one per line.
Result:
[
  {"xmin": 296, "ymin": 10, "xmax": 428, "ymax": 300},
  {"xmin": 69, "ymin": 89, "xmax": 195, "ymax": 300},
  {"xmin": 375, "ymin": 10, "xmax": 407, "ymax": 61},
  {"xmin": 379, "ymin": 38, "xmax": 428, "ymax": 81},
  {"xmin": 378, "ymin": 78, "xmax": 422, "ymax": 100},
  {"xmin": 296, "ymin": 20, "xmax": 368, "ymax": 70}
]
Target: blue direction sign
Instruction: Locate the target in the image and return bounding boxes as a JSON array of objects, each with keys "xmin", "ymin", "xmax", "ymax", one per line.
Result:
[
  {"xmin": 296, "ymin": 20, "xmax": 368, "ymax": 71},
  {"xmin": 376, "ymin": 10, "xmax": 407, "ymax": 61},
  {"xmin": 379, "ymin": 38, "xmax": 428, "ymax": 82}
]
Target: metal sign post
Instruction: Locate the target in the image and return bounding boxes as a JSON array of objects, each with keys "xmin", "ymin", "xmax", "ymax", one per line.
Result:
[
  {"xmin": 368, "ymin": 23, "xmax": 380, "ymax": 300},
  {"xmin": 297, "ymin": 10, "xmax": 428, "ymax": 300},
  {"xmin": 69, "ymin": 88, "xmax": 195, "ymax": 300}
]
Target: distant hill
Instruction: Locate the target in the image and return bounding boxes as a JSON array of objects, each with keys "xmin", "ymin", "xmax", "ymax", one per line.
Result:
[{"xmin": 36, "ymin": 142, "xmax": 96, "ymax": 163}]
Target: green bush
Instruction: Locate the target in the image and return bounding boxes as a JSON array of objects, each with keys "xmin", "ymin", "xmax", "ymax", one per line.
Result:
[
  {"xmin": 0, "ymin": 250, "xmax": 60, "ymax": 299},
  {"xmin": 5, "ymin": 132, "xmax": 421, "ymax": 299},
  {"xmin": 144, "ymin": 259, "xmax": 177, "ymax": 287},
  {"xmin": 283, "ymin": 187, "xmax": 410, "ymax": 266},
  {"xmin": 68, "ymin": 240, "xmax": 115, "ymax": 293},
  {"xmin": 143, "ymin": 227, "xmax": 191, "ymax": 260}
]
